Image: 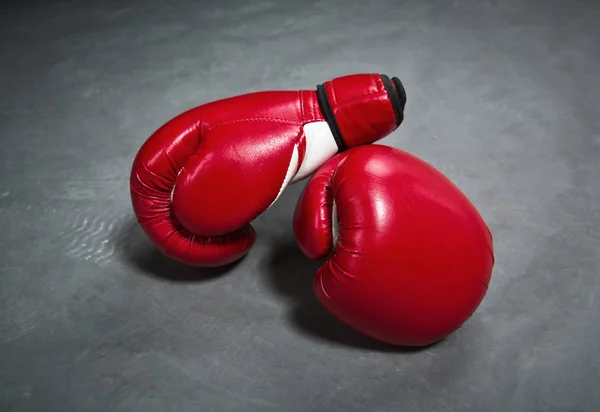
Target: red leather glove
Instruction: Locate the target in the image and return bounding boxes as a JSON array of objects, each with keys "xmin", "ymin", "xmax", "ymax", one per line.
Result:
[
  {"xmin": 130, "ymin": 74, "xmax": 406, "ymax": 266},
  {"xmin": 293, "ymin": 145, "xmax": 494, "ymax": 346}
]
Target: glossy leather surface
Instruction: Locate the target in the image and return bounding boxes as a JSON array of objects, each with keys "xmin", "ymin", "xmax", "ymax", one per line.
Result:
[
  {"xmin": 323, "ymin": 74, "xmax": 403, "ymax": 148},
  {"xmin": 293, "ymin": 145, "xmax": 495, "ymax": 346},
  {"xmin": 130, "ymin": 74, "xmax": 402, "ymax": 266}
]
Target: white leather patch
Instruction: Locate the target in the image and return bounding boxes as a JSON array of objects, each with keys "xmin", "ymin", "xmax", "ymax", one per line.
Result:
[
  {"xmin": 170, "ymin": 167, "xmax": 184, "ymax": 203},
  {"xmin": 331, "ymin": 200, "xmax": 339, "ymax": 250},
  {"xmin": 291, "ymin": 121, "xmax": 338, "ymax": 183},
  {"xmin": 266, "ymin": 144, "xmax": 299, "ymax": 210}
]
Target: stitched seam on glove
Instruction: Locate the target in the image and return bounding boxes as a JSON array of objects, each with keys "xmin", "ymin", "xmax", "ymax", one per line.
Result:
[
  {"xmin": 329, "ymin": 73, "xmax": 383, "ymax": 104},
  {"xmin": 207, "ymin": 117, "xmax": 301, "ymax": 132},
  {"xmin": 336, "ymin": 89, "xmax": 382, "ymax": 105}
]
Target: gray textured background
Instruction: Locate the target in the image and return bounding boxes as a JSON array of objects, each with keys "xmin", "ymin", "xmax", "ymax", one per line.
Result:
[{"xmin": 1, "ymin": 0, "xmax": 599, "ymax": 411}]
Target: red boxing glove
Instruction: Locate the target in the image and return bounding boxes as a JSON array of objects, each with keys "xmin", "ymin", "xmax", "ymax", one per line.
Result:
[
  {"xmin": 130, "ymin": 74, "xmax": 406, "ymax": 266},
  {"xmin": 293, "ymin": 145, "xmax": 494, "ymax": 346}
]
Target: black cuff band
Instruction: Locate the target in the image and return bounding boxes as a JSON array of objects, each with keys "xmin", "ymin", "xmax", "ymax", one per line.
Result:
[
  {"xmin": 380, "ymin": 74, "xmax": 406, "ymax": 127},
  {"xmin": 316, "ymin": 83, "xmax": 347, "ymax": 152}
]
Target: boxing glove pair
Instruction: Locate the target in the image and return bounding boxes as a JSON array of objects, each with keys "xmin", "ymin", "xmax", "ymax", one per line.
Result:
[{"xmin": 130, "ymin": 73, "xmax": 494, "ymax": 346}]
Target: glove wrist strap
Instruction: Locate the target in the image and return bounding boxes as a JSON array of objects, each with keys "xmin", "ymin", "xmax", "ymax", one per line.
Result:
[{"xmin": 316, "ymin": 83, "xmax": 347, "ymax": 153}]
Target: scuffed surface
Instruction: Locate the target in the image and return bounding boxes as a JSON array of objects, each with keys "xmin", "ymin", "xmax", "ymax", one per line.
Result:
[{"xmin": 1, "ymin": 0, "xmax": 599, "ymax": 411}]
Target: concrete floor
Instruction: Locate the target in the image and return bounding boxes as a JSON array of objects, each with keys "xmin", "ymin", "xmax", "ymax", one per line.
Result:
[{"xmin": 1, "ymin": 0, "xmax": 599, "ymax": 411}]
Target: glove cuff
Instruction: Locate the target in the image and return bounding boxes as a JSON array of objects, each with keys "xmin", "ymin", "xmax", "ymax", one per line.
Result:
[{"xmin": 316, "ymin": 73, "xmax": 406, "ymax": 151}]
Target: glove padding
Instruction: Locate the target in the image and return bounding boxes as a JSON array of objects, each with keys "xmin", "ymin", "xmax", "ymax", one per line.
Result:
[{"xmin": 293, "ymin": 145, "xmax": 494, "ymax": 346}]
